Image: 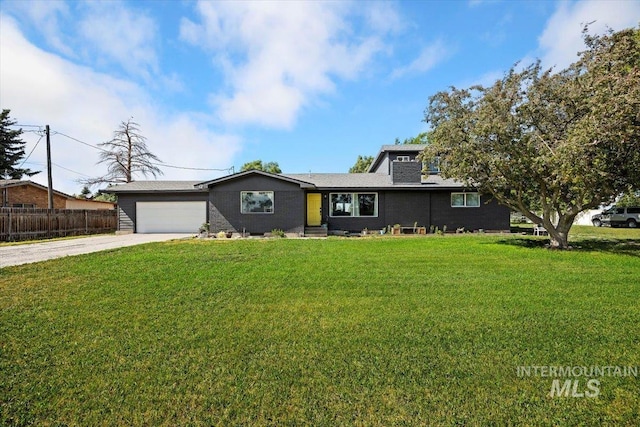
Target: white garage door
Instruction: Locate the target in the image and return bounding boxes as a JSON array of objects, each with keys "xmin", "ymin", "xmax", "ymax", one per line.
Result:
[{"xmin": 136, "ymin": 201, "xmax": 206, "ymax": 233}]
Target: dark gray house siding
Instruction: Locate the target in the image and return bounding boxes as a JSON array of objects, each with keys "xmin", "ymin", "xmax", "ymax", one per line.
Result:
[
  {"xmin": 322, "ymin": 191, "xmax": 431, "ymax": 232},
  {"xmin": 320, "ymin": 190, "xmax": 508, "ymax": 232},
  {"xmin": 209, "ymin": 175, "xmax": 305, "ymax": 234},
  {"xmin": 369, "ymin": 145, "xmax": 427, "ymax": 174},
  {"xmin": 371, "ymin": 156, "xmax": 390, "ymax": 174},
  {"xmin": 383, "ymin": 191, "xmax": 431, "ymax": 228},
  {"xmin": 322, "ymin": 192, "xmax": 388, "ymax": 231},
  {"xmin": 117, "ymin": 192, "xmax": 208, "ymax": 232},
  {"xmin": 322, "ymin": 190, "xmax": 430, "ymax": 232},
  {"xmin": 373, "ymin": 154, "xmax": 422, "ymax": 175},
  {"xmin": 430, "ymin": 192, "xmax": 509, "ymax": 231}
]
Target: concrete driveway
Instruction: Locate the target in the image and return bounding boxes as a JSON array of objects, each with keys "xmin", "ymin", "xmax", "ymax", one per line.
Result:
[{"xmin": 0, "ymin": 233, "xmax": 193, "ymax": 268}]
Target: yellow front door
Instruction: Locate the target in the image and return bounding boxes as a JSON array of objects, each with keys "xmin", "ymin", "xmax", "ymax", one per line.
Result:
[{"xmin": 307, "ymin": 193, "xmax": 322, "ymax": 226}]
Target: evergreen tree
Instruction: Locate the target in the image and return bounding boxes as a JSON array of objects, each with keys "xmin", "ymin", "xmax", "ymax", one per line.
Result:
[{"xmin": 0, "ymin": 109, "xmax": 40, "ymax": 179}]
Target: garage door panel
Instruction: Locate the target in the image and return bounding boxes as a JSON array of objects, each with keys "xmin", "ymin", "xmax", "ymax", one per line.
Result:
[{"xmin": 136, "ymin": 201, "xmax": 206, "ymax": 233}]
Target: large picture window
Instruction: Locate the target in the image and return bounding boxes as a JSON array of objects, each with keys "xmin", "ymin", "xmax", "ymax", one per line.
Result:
[
  {"xmin": 241, "ymin": 191, "xmax": 274, "ymax": 214},
  {"xmin": 330, "ymin": 193, "xmax": 378, "ymax": 217},
  {"xmin": 451, "ymin": 192, "xmax": 480, "ymax": 207}
]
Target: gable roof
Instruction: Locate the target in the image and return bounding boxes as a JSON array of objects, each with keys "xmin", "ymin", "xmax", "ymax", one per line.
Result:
[
  {"xmin": 283, "ymin": 173, "xmax": 463, "ymax": 190},
  {"xmin": 0, "ymin": 179, "xmax": 75, "ymax": 199},
  {"xmin": 103, "ymin": 172, "xmax": 466, "ymax": 193},
  {"xmin": 197, "ymin": 170, "xmax": 315, "ymax": 189},
  {"xmin": 104, "ymin": 180, "xmax": 206, "ymax": 193},
  {"xmin": 368, "ymin": 144, "xmax": 428, "ymax": 173}
]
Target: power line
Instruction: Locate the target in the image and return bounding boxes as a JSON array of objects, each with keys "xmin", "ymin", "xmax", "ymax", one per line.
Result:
[
  {"xmin": 54, "ymin": 130, "xmax": 234, "ymax": 172},
  {"xmin": 19, "ymin": 133, "xmax": 44, "ymax": 168},
  {"xmin": 159, "ymin": 164, "xmax": 234, "ymax": 172},
  {"xmin": 53, "ymin": 131, "xmax": 107, "ymax": 152},
  {"xmin": 23, "ymin": 161, "xmax": 92, "ymax": 178},
  {"xmin": 13, "ymin": 124, "xmax": 44, "ymax": 128},
  {"xmin": 52, "ymin": 162, "xmax": 92, "ymax": 177}
]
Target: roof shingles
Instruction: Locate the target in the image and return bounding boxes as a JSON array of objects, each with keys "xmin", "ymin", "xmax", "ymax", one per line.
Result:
[
  {"xmin": 107, "ymin": 173, "xmax": 465, "ymax": 193},
  {"xmin": 106, "ymin": 181, "xmax": 205, "ymax": 192}
]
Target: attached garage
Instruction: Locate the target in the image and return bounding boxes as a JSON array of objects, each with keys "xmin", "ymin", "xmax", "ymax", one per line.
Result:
[{"xmin": 136, "ymin": 201, "xmax": 206, "ymax": 233}]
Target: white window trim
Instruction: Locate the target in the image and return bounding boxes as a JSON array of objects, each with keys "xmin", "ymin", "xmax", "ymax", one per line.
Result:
[
  {"xmin": 329, "ymin": 192, "xmax": 379, "ymax": 217},
  {"xmin": 451, "ymin": 192, "xmax": 480, "ymax": 208},
  {"xmin": 396, "ymin": 155, "xmax": 411, "ymax": 162},
  {"xmin": 240, "ymin": 191, "xmax": 274, "ymax": 214}
]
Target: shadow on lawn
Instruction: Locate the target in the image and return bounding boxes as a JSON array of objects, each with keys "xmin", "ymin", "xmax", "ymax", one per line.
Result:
[{"xmin": 495, "ymin": 237, "xmax": 640, "ymax": 257}]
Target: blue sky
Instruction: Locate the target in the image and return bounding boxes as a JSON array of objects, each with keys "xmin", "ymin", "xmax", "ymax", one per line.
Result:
[{"xmin": 1, "ymin": 0, "xmax": 639, "ymax": 194}]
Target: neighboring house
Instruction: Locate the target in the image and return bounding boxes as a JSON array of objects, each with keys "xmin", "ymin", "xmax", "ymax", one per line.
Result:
[
  {"xmin": 66, "ymin": 198, "xmax": 116, "ymax": 210},
  {"xmin": 107, "ymin": 145, "xmax": 510, "ymax": 234},
  {"xmin": 0, "ymin": 180, "xmax": 115, "ymax": 210}
]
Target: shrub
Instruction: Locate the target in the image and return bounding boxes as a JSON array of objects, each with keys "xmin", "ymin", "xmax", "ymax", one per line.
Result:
[{"xmin": 271, "ymin": 229, "xmax": 286, "ymax": 238}]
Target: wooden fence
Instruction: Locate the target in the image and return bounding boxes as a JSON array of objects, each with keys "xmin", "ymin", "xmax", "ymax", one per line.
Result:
[{"xmin": 0, "ymin": 208, "xmax": 117, "ymax": 242}]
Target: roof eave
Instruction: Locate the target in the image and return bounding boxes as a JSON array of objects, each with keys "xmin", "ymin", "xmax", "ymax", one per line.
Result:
[
  {"xmin": 0, "ymin": 180, "xmax": 75, "ymax": 199},
  {"xmin": 105, "ymin": 188, "xmax": 207, "ymax": 194}
]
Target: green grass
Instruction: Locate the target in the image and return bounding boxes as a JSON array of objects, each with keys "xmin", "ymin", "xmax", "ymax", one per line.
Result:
[{"xmin": 1, "ymin": 228, "xmax": 639, "ymax": 425}]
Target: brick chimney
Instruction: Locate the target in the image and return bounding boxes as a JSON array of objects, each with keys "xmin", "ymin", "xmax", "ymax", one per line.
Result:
[{"xmin": 391, "ymin": 161, "xmax": 421, "ymax": 184}]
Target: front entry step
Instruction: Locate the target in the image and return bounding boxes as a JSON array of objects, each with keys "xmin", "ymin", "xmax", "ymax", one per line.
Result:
[{"xmin": 304, "ymin": 227, "xmax": 327, "ymax": 237}]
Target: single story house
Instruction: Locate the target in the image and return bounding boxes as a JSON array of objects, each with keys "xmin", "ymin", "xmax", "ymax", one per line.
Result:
[
  {"xmin": 1, "ymin": 180, "xmax": 115, "ymax": 210},
  {"xmin": 107, "ymin": 145, "xmax": 510, "ymax": 235}
]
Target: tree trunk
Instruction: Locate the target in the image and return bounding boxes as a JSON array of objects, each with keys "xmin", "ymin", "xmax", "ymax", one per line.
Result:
[
  {"xmin": 546, "ymin": 215, "xmax": 574, "ymax": 249},
  {"xmin": 126, "ymin": 133, "xmax": 133, "ymax": 183},
  {"xmin": 547, "ymin": 227, "xmax": 569, "ymax": 249}
]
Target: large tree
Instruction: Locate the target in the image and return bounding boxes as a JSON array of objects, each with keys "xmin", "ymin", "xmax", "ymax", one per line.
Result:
[
  {"xmin": 240, "ymin": 160, "xmax": 282, "ymax": 174},
  {"xmin": 349, "ymin": 155, "xmax": 374, "ymax": 173},
  {"xmin": 83, "ymin": 119, "xmax": 163, "ymax": 186},
  {"xmin": 0, "ymin": 109, "xmax": 40, "ymax": 179},
  {"xmin": 616, "ymin": 191, "xmax": 640, "ymax": 208},
  {"xmin": 394, "ymin": 132, "xmax": 429, "ymax": 145},
  {"xmin": 423, "ymin": 27, "xmax": 640, "ymax": 249}
]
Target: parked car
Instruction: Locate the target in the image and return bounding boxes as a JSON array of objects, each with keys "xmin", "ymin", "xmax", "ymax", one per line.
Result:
[{"xmin": 591, "ymin": 206, "xmax": 640, "ymax": 228}]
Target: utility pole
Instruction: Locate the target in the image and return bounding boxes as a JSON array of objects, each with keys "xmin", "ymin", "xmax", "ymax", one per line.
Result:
[{"xmin": 46, "ymin": 125, "xmax": 53, "ymax": 209}]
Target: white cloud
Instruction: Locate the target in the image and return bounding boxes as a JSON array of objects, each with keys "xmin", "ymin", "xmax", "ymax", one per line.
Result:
[
  {"xmin": 538, "ymin": 0, "xmax": 640, "ymax": 70},
  {"xmin": 468, "ymin": 0, "xmax": 500, "ymax": 7},
  {"xmin": 0, "ymin": 14, "xmax": 240, "ymax": 194},
  {"xmin": 391, "ymin": 39, "xmax": 452, "ymax": 79},
  {"xmin": 3, "ymin": 0, "xmax": 75, "ymax": 57},
  {"xmin": 180, "ymin": 1, "xmax": 393, "ymax": 129},
  {"xmin": 364, "ymin": 1, "xmax": 403, "ymax": 34},
  {"xmin": 77, "ymin": 2, "xmax": 159, "ymax": 80},
  {"xmin": 5, "ymin": 0, "xmax": 165, "ymax": 82}
]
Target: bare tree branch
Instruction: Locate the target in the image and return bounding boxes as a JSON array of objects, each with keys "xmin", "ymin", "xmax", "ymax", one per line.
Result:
[{"xmin": 81, "ymin": 118, "xmax": 163, "ymax": 187}]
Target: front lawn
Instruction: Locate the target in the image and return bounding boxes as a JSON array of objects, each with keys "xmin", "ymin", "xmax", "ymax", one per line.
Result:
[{"xmin": 1, "ymin": 229, "xmax": 639, "ymax": 425}]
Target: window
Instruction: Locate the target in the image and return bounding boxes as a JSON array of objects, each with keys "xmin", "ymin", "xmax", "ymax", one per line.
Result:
[
  {"xmin": 241, "ymin": 191, "xmax": 274, "ymax": 214},
  {"xmin": 330, "ymin": 193, "xmax": 378, "ymax": 217},
  {"xmin": 396, "ymin": 155, "xmax": 410, "ymax": 162},
  {"xmin": 12, "ymin": 203, "xmax": 35, "ymax": 208},
  {"xmin": 451, "ymin": 192, "xmax": 480, "ymax": 207},
  {"xmin": 424, "ymin": 157, "xmax": 440, "ymax": 174},
  {"xmin": 627, "ymin": 207, "xmax": 640, "ymax": 214}
]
